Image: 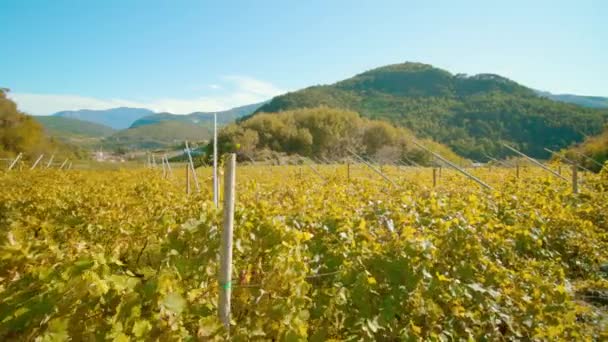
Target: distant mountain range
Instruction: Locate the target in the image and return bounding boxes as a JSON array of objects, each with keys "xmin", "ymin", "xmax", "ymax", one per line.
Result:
[
  {"xmin": 130, "ymin": 102, "xmax": 267, "ymax": 128},
  {"xmin": 253, "ymin": 62, "xmax": 608, "ymax": 159},
  {"xmin": 53, "ymin": 107, "xmax": 155, "ymax": 130},
  {"xmin": 534, "ymin": 90, "xmax": 608, "ymax": 109},
  {"xmin": 39, "ymin": 102, "xmax": 266, "ymax": 150}
]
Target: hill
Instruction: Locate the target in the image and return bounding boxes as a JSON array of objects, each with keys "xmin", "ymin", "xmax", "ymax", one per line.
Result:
[
  {"xmin": 255, "ymin": 62, "xmax": 608, "ymax": 159},
  {"xmin": 535, "ymin": 90, "xmax": 608, "ymax": 109},
  {"xmin": 102, "ymin": 121, "xmax": 211, "ymax": 150},
  {"xmin": 1, "ymin": 89, "xmax": 78, "ymax": 160},
  {"xmin": 53, "ymin": 107, "xmax": 155, "ymax": 129},
  {"xmin": 34, "ymin": 116, "xmax": 115, "ymax": 141},
  {"xmin": 130, "ymin": 102, "xmax": 267, "ymax": 128}
]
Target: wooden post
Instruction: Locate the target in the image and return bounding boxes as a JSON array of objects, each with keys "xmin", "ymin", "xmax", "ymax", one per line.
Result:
[
  {"xmin": 184, "ymin": 141, "xmax": 200, "ymax": 192},
  {"xmin": 516, "ymin": 162, "xmax": 520, "ymax": 179},
  {"xmin": 558, "ymin": 165, "xmax": 562, "ymax": 176},
  {"xmin": 572, "ymin": 163, "xmax": 578, "ymax": 194},
  {"xmin": 433, "ymin": 168, "xmax": 437, "ymax": 188},
  {"xmin": 46, "ymin": 154, "xmax": 54, "ymax": 168},
  {"xmin": 219, "ymin": 153, "xmax": 236, "ymax": 330},
  {"xmin": 59, "ymin": 159, "xmax": 68, "ymax": 170},
  {"xmin": 7, "ymin": 153, "xmax": 22, "ymax": 170},
  {"xmin": 347, "ymin": 161, "xmax": 350, "ymax": 182},
  {"xmin": 301, "ymin": 157, "xmax": 327, "ymax": 183},
  {"xmin": 30, "ymin": 154, "xmax": 44, "ymax": 170},
  {"xmin": 412, "ymin": 141, "xmax": 493, "ymax": 190},
  {"xmin": 213, "ymin": 113, "xmax": 219, "ymax": 208},
  {"xmin": 503, "ymin": 144, "xmax": 567, "ymax": 181},
  {"xmin": 347, "ymin": 149, "xmax": 397, "ymax": 187},
  {"xmin": 165, "ymin": 156, "xmax": 173, "ymax": 178},
  {"xmin": 544, "ymin": 148, "xmax": 592, "ymax": 173},
  {"xmin": 186, "ymin": 164, "xmax": 191, "ymax": 195}
]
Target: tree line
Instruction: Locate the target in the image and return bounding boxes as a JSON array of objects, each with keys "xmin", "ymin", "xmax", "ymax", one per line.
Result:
[{"xmin": 210, "ymin": 106, "xmax": 460, "ymax": 165}]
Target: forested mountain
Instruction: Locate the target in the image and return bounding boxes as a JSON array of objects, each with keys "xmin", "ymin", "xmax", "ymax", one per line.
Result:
[
  {"xmin": 130, "ymin": 102, "xmax": 266, "ymax": 128},
  {"xmin": 1, "ymin": 90, "xmax": 77, "ymax": 159},
  {"xmin": 35, "ymin": 116, "xmax": 115, "ymax": 138},
  {"xmin": 34, "ymin": 116, "xmax": 115, "ymax": 149},
  {"xmin": 255, "ymin": 62, "xmax": 608, "ymax": 159},
  {"xmin": 535, "ymin": 90, "xmax": 608, "ymax": 109},
  {"xmin": 53, "ymin": 107, "xmax": 155, "ymax": 129}
]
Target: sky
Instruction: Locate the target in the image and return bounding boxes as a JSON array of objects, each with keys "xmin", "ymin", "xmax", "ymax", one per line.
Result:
[{"xmin": 1, "ymin": 0, "xmax": 606, "ymax": 115}]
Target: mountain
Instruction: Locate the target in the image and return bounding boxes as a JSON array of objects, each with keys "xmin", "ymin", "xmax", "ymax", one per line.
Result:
[
  {"xmin": 34, "ymin": 116, "xmax": 115, "ymax": 148},
  {"xmin": 35, "ymin": 116, "xmax": 115, "ymax": 138},
  {"xmin": 254, "ymin": 62, "xmax": 608, "ymax": 160},
  {"xmin": 53, "ymin": 107, "xmax": 155, "ymax": 129},
  {"xmin": 535, "ymin": 90, "xmax": 608, "ymax": 109},
  {"xmin": 102, "ymin": 121, "xmax": 211, "ymax": 150},
  {"xmin": 130, "ymin": 102, "xmax": 267, "ymax": 128}
]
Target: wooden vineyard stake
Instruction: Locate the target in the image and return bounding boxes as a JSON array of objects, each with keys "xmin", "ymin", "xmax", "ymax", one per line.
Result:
[
  {"xmin": 347, "ymin": 149, "xmax": 397, "ymax": 187},
  {"xmin": 573, "ymin": 150, "xmax": 604, "ymax": 169},
  {"xmin": 302, "ymin": 158, "xmax": 327, "ymax": 183},
  {"xmin": 433, "ymin": 168, "xmax": 437, "ymax": 188},
  {"xmin": 213, "ymin": 113, "xmax": 219, "ymax": 208},
  {"xmin": 572, "ymin": 163, "xmax": 579, "ymax": 194},
  {"xmin": 164, "ymin": 156, "xmax": 173, "ymax": 178},
  {"xmin": 219, "ymin": 153, "xmax": 236, "ymax": 330},
  {"xmin": 30, "ymin": 154, "xmax": 44, "ymax": 170},
  {"xmin": 59, "ymin": 159, "xmax": 69, "ymax": 170},
  {"xmin": 503, "ymin": 144, "xmax": 567, "ymax": 182},
  {"xmin": 46, "ymin": 154, "xmax": 54, "ymax": 169},
  {"xmin": 184, "ymin": 141, "xmax": 200, "ymax": 192},
  {"xmin": 516, "ymin": 162, "xmax": 520, "ymax": 179},
  {"xmin": 186, "ymin": 164, "xmax": 191, "ymax": 195},
  {"xmin": 402, "ymin": 156, "xmax": 421, "ymax": 168},
  {"xmin": 7, "ymin": 153, "xmax": 22, "ymax": 171},
  {"xmin": 412, "ymin": 141, "xmax": 493, "ymax": 190},
  {"xmin": 544, "ymin": 148, "xmax": 593, "ymax": 173},
  {"xmin": 347, "ymin": 161, "xmax": 351, "ymax": 182}
]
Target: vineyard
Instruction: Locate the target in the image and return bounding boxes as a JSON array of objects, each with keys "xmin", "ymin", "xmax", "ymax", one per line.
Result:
[{"xmin": 1, "ymin": 164, "xmax": 608, "ymax": 340}]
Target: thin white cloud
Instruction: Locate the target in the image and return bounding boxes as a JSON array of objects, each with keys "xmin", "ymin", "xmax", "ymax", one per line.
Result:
[
  {"xmin": 223, "ymin": 76, "xmax": 285, "ymax": 97},
  {"xmin": 9, "ymin": 76, "xmax": 286, "ymax": 115}
]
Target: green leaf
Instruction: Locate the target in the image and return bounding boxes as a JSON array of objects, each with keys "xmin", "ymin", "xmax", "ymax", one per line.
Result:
[{"xmin": 162, "ymin": 292, "xmax": 186, "ymax": 315}]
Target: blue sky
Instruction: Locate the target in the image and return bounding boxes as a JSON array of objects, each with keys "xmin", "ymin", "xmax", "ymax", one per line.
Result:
[{"xmin": 1, "ymin": 0, "xmax": 606, "ymax": 115}]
